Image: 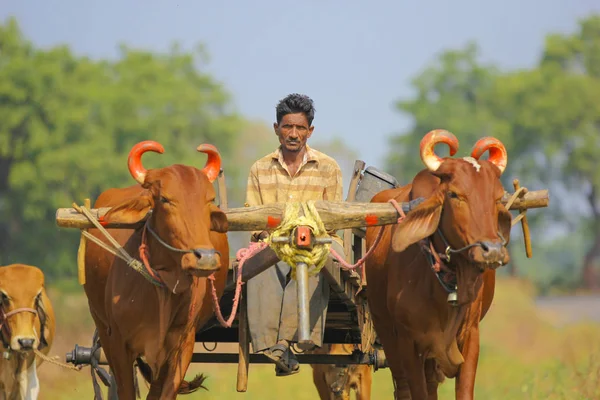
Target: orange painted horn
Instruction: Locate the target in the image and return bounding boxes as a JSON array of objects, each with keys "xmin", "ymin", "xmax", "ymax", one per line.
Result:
[
  {"xmin": 128, "ymin": 141, "xmax": 165, "ymax": 184},
  {"xmin": 471, "ymin": 137, "xmax": 507, "ymax": 174},
  {"xmin": 419, "ymin": 129, "xmax": 459, "ymax": 172},
  {"xmin": 197, "ymin": 144, "xmax": 221, "ymax": 183}
]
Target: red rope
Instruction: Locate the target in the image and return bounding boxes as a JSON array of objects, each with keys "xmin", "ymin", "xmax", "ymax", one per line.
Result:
[
  {"xmin": 138, "ymin": 221, "xmax": 166, "ymax": 285},
  {"xmin": 208, "ymin": 241, "xmax": 268, "ymax": 328}
]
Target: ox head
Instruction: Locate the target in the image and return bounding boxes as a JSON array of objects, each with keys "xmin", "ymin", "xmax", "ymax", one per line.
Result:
[
  {"xmin": 392, "ymin": 130, "xmax": 512, "ymax": 271},
  {"xmin": 102, "ymin": 141, "xmax": 228, "ymax": 277},
  {"xmin": 0, "ymin": 265, "xmax": 51, "ymax": 352}
]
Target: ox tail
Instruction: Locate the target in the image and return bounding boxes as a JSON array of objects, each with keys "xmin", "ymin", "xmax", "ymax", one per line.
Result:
[
  {"xmin": 135, "ymin": 357, "xmax": 208, "ymax": 395},
  {"xmin": 177, "ymin": 374, "xmax": 208, "ymax": 394}
]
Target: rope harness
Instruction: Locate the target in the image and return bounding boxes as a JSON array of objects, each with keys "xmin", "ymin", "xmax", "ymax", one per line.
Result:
[
  {"xmin": 0, "ymin": 306, "xmax": 81, "ymax": 371},
  {"xmin": 72, "ymin": 188, "xmax": 528, "ymax": 329},
  {"xmin": 0, "ymin": 307, "xmax": 37, "ymax": 349},
  {"xmin": 418, "ymin": 187, "xmax": 528, "ymax": 294}
]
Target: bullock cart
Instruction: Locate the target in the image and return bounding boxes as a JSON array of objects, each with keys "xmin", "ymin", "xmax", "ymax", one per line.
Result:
[{"xmin": 55, "ymin": 160, "xmax": 549, "ymax": 394}]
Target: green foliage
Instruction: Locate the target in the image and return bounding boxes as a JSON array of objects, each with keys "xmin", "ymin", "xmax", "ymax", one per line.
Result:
[
  {"xmin": 0, "ymin": 17, "xmax": 243, "ymax": 280},
  {"xmin": 386, "ymin": 15, "xmax": 600, "ymax": 290}
]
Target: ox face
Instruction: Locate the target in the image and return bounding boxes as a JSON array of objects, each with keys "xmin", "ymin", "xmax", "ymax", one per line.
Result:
[
  {"xmin": 102, "ymin": 142, "xmax": 228, "ymax": 277},
  {"xmin": 0, "ymin": 266, "xmax": 47, "ymax": 352},
  {"xmin": 427, "ymin": 159, "xmax": 511, "ymax": 268},
  {"xmin": 391, "ymin": 131, "xmax": 512, "ymax": 271}
]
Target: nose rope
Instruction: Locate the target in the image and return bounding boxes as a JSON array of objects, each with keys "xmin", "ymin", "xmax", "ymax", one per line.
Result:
[
  {"xmin": 434, "ymin": 228, "xmax": 507, "ymax": 262},
  {"xmin": 144, "ymin": 219, "xmax": 222, "ymax": 257},
  {"xmin": 139, "ymin": 219, "xmax": 222, "ymax": 288},
  {"xmin": 0, "ymin": 307, "xmax": 38, "ymax": 349}
]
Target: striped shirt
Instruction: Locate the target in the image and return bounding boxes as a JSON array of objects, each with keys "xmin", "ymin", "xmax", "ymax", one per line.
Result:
[{"xmin": 245, "ymin": 145, "xmax": 344, "ymax": 245}]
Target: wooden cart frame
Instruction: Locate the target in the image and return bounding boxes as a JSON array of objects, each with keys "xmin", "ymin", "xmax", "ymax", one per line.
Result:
[{"xmin": 59, "ymin": 159, "xmax": 549, "ymax": 395}]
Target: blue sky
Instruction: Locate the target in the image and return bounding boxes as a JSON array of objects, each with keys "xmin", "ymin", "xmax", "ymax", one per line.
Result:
[{"xmin": 3, "ymin": 0, "xmax": 599, "ymax": 168}]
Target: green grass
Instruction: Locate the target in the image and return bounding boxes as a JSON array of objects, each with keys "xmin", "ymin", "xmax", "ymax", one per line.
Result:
[{"xmin": 38, "ymin": 278, "xmax": 600, "ymax": 399}]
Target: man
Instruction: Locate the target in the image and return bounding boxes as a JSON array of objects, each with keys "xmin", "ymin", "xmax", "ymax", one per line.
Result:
[{"xmin": 245, "ymin": 93, "xmax": 345, "ymax": 376}]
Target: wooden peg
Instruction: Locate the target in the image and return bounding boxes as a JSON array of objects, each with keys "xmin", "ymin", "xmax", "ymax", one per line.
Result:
[
  {"xmin": 77, "ymin": 198, "xmax": 91, "ymax": 285},
  {"xmin": 513, "ymin": 179, "xmax": 532, "ymax": 258}
]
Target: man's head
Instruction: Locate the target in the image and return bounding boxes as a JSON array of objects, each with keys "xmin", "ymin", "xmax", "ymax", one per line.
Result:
[{"xmin": 274, "ymin": 93, "xmax": 315, "ymax": 153}]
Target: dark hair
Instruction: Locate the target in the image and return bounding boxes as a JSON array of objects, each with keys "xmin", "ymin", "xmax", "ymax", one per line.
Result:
[{"xmin": 275, "ymin": 93, "xmax": 316, "ymax": 125}]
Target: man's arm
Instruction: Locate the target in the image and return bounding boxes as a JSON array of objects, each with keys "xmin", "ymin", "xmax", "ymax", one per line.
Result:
[
  {"xmin": 324, "ymin": 163, "xmax": 344, "ymax": 247},
  {"xmin": 245, "ymin": 163, "xmax": 268, "ymax": 241}
]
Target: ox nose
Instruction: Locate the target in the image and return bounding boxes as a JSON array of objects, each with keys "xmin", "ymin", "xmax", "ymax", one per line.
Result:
[
  {"xmin": 480, "ymin": 241, "xmax": 503, "ymax": 262},
  {"xmin": 17, "ymin": 338, "xmax": 35, "ymax": 350},
  {"xmin": 193, "ymin": 248, "xmax": 216, "ymax": 260},
  {"xmin": 185, "ymin": 248, "xmax": 221, "ymax": 273}
]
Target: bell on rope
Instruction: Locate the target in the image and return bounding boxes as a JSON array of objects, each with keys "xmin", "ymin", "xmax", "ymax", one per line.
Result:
[{"xmin": 447, "ymin": 288, "xmax": 458, "ymax": 306}]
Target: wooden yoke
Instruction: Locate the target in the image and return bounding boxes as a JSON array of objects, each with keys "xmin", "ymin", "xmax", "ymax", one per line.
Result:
[{"xmin": 55, "ymin": 189, "xmax": 550, "ymax": 231}]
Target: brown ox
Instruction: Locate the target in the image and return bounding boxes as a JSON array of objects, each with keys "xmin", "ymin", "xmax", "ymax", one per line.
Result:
[
  {"xmin": 365, "ymin": 130, "xmax": 512, "ymax": 399},
  {"xmin": 83, "ymin": 141, "xmax": 229, "ymax": 400},
  {"xmin": 0, "ymin": 264, "xmax": 55, "ymax": 400},
  {"xmin": 311, "ymin": 344, "xmax": 372, "ymax": 400}
]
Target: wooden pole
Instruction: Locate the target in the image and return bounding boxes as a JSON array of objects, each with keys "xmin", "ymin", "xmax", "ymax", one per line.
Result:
[
  {"xmin": 55, "ymin": 189, "xmax": 549, "ymax": 232},
  {"xmin": 76, "ymin": 198, "xmax": 91, "ymax": 285},
  {"xmin": 236, "ymin": 287, "xmax": 249, "ymax": 392},
  {"xmin": 344, "ymin": 160, "xmax": 365, "ymax": 266},
  {"xmin": 513, "ymin": 179, "xmax": 533, "ymax": 258}
]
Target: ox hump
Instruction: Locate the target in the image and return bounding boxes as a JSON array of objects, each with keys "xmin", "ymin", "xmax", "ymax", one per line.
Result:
[{"xmin": 462, "ymin": 156, "xmax": 481, "ymax": 172}]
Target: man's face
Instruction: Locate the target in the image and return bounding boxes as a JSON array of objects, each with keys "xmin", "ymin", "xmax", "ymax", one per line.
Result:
[{"xmin": 274, "ymin": 113, "xmax": 314, "ymax": 153}]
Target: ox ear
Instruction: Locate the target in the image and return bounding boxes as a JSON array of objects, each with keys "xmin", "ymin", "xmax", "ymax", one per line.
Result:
[
  {"xmin": 35, "ymin": 291, "xmax": 49, "ymax": 350},
  {"xmin": 210, "ymin": 203, "xmax": 228, "ymax": 233},
  {"xmin": 498, "ymin": 204, "xmax": 512, "ymax": 245},
  {"xmin": 391, "ymin": 190, "xmax": 444, "ymax": 253},
  {"xmin": 103, "ymin": 191, "xmax": 154, "ymax": 225}
]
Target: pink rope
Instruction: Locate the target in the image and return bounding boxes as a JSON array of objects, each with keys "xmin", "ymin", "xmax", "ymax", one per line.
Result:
[
  {"xmin": 208, "ymin": 241, "xmax": 268, "ymax": 328},
  {"xmin": 330, "ymin": 199, "xmax": 407, "ymax": 271},
  {"xmin": 207, "ymin": 198, "xmax": 409, "ymax": 326}
]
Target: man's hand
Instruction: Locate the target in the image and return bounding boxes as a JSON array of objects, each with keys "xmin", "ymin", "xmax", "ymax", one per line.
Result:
[{"xmin": 252, "ymin": 230, "xmax": 269, "ymax": 242}]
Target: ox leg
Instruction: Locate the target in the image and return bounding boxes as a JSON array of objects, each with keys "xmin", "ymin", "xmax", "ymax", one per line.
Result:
[
  {"xmin": 454, "ymin": 315, "xmax": 482, "ymax": 399},
  {"xmin": 369, "ymin": 318, "xmax": 411, "ymax": 399},
  {"xmin": 311, "ymin": 365, "xmax": 332, "ymax": 400},
  {"xmin": 105, "ymin": 331, "xmax": 136, "ymax": 400},
  {"xmin": 148, "ymin": 329, "xmax": 198, "ymax": 400},
  {"xmin": 356, "ymin": 366, "xmax": 372, "ymax": 400},
  {"xmin": 424, "ymin": 359, "xmax": 442, "ymax": 400},
  {"xmin": 393, "ymin": 329, "xmax": 428, "ymax": 400}
]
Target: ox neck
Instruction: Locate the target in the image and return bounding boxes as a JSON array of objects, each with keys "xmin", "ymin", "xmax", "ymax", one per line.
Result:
[
  {"xmin": 426, "ymin": 232, "xmax": 484, "ymax": 306},
  {"xmin": 138, "ymin": 219, "xmax": 194, "ymax": 294}
]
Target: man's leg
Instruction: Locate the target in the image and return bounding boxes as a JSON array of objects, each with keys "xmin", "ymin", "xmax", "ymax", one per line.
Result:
[
  {"xmin": 246, "ymin": 263, "xmax": 288, "ymax": 353},
  {"xmin": 247, "ymin": 262, "xmax": 300, "ymax": 375},
  {"xmin": 278, "ymin": 241, "xmax": 344, "ymax": 349}
]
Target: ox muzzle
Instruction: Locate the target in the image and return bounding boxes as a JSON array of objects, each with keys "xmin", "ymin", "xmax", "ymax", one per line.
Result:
[
  {"xmin": 0, "ymin": 307, "xmax": 39, "ymax": 352},
  {"xmin": 437, "ymin": 229, "xmax": 509, "ymax": 269},
  {"xmin": 145, "ymin": 221, "xmax": 221, "ymax": 274}
]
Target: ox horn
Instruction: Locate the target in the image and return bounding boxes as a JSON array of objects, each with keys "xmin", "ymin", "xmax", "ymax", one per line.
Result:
[
  {"xmin": 197, "ymin": 144, "xmax": 221, "ymax": 183},
  {"xmin": 419, "ymin": 129, "xmax": 459, "ymax": 172},
  {"xmin": 470, "ymin": 137, "xmax": 508, "ymax": 175},
  {"xmin": 128, "ymin": 141, "xmax": 165, "ymax": 184}
]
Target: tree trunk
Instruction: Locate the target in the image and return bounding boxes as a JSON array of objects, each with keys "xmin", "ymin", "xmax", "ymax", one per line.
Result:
[
  {"xmin": 582, "ymin": 186, "xmax": 600, "ymax": 290},
  {"xmin": 0, "ymin": 156, "xmax": 13, "ymax": 260},
  {"xmin": 582, "ymin": 230, "xmax": 600, "ymax": 290}
]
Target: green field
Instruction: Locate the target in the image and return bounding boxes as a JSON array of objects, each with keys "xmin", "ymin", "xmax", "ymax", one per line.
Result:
[{"xmin": 38, "ymin": 278, "xmax": 600, "ymax": 399}]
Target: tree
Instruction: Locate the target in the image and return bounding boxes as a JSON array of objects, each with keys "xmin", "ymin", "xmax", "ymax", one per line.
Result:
[
  {"xmin": 0, "ymin": 17, "xmax": 244, "ymax": 281},
  {"xmin": 385, "ymin": 42, "xmax": 528, "ymax": 276},
  {"xmin": 513, "ymin": 15, "xmax": 600, "ymax": 289},
  {"xmin": 386, "ymin": 15, "xmax": 600, "ymax": 289}
]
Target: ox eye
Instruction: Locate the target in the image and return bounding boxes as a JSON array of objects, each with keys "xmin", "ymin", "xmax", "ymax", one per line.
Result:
[
  {"xmin": 448, "ymin": 191, "xmax": 459, "ymax": 199},
  {"xmin": 160, "ymin": 196, "xmax": 170, "ymax": 204}
]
